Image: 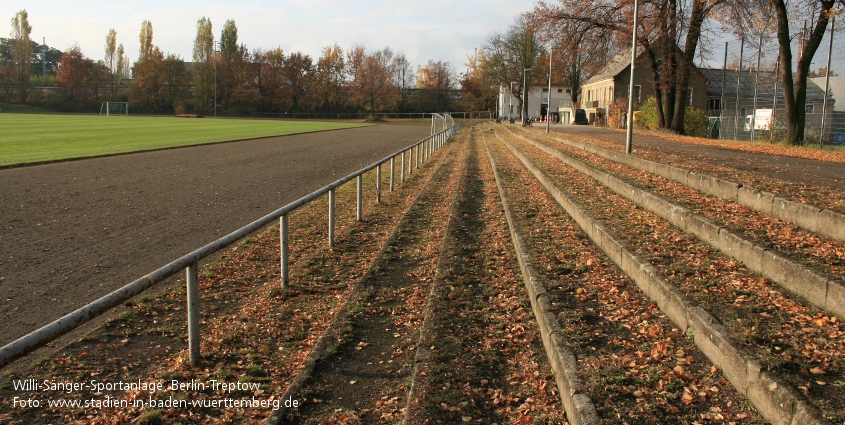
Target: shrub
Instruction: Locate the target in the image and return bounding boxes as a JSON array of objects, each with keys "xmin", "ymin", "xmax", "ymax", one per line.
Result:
[
  {"xmin": 684, "ymin": 106, "xmax": 709, "ymax": 137},
  {"xmin": 636, "ymin": 96, "xmax": 658, "ymax": 129},
  {"xmin": 634, "ymin": 96, "xmax": 709, "ymax": 138}
]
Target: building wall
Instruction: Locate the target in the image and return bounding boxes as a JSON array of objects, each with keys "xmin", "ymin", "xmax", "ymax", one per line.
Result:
[
  {"xmin": 583, "ymin": 56, "xmax": 710, "ymax": 113},
  {"xmin": 497, "ymin": 85, "xmax": 572, "ymax": 121}
]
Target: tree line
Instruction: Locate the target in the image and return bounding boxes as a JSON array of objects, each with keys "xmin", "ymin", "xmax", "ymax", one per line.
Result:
[
  {"xmin": 477, "ymin": 0, "xmax": 845, "ymax": 145},
  {"xmin": 1, "ymin": 11, "xmax": 494, "ymax": 116}
]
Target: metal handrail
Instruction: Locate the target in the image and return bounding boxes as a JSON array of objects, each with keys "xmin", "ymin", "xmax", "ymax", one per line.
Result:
[{"xmin": 0, "ymin": 123, "xmax": 464, "ymax": 368}]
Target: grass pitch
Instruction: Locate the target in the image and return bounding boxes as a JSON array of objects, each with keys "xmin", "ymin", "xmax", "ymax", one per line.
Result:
[{"xmin": 0, "ymin": 114, "xmax": 370, "ymax": 167}]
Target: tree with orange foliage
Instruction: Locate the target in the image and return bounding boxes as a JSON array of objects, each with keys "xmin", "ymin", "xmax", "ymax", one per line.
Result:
[
  {"xmin": 416, "ymin": 59, "xmax": 455, "ymax": 112},
  {"xmin": 348, "ymin": 48, "xmax": 397, "ymax": 118}
]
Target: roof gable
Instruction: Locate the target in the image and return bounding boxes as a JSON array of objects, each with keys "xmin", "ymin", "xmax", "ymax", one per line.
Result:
[{"xmin": 584, "ymin": 40, "xmax": 709, "ymax": 86}]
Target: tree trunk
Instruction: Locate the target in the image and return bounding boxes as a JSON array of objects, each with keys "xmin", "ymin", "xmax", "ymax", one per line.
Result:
[
  {"xmin": 773, "ymin": 0, "xmax": 833, "ymax": 144},
  {"xmin": 644, "ymin": 43, "xmax": 667, "ymax": 128},
  {"xmin": 670, "ymin": 0, "xmax": 707, "ymax": 134}
]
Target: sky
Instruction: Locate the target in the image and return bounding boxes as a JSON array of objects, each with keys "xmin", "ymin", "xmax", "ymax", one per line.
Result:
[{"xmin": 3, "ymin": 0, "xmax": 537, "ymax": 74}]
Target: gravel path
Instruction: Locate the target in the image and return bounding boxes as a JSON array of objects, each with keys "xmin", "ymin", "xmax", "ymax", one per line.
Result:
[{"xmin": 0, "ymin": 124, "xmax": 431, "ymax": 346}]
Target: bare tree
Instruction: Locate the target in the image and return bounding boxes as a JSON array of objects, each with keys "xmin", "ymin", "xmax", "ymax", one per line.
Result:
[
  {"xmin": 483, "ymin": 15, "xmax": 541, "ymax": 121},
  {"xmin": 532, "ymin": 0, "xmax": 732, "ymax": 134},
  {"xmin": 531, "ymin": 1, "xmax": 623, "ymax": 104},
  {"xmin": 392, "ymin": 53, "xmax": 413, "ymax": 112},
  {"xmin": 771, "ymin": 0, "xmax": 841, "ymax": 144}
]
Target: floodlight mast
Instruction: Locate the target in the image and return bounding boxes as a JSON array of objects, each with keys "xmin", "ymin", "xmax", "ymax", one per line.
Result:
[
  {"xmin": 214, "ymin": 41, "xmax": 219, "ymax": 117},
  {"xmin": 547, "ymin": 46, "xmax": 560, "ymax": 133},
  {"xmin": 523, "ymin": 68, "xmax": 531, "ymax": 123},
  {"xmin": 625, "ymin": 0, "xmax": 639, "ymax": 154},
  {"xmin": 509, "ymin": 82, "xmax": 516, "ymax": 121}
]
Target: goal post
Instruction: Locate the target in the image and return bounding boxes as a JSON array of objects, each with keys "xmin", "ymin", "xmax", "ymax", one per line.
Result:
[
  {"xmin": 100, "ymin": 102, "xmax": 129, "ymax": 116},
  {"xmin": 431, "ymin": 113, "xmax": 446, "ymax": 135}
]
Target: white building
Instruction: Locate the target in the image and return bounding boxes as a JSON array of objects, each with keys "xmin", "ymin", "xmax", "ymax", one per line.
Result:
[{"xmin": 497, "ymin": 85, "xmax": 573, "ymax": 122}]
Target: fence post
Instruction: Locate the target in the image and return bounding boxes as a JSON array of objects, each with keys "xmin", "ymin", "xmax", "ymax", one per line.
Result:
[
  {"xmin": 186, "ymin": 262, "xmax": 201, "ymax": 367},
  {"xmin": 401, "ymin": 151, "xmax": 406, "ymax": 182},
  {"xmin": 390, "ymin": 157, "xmax": 395, "ymax": 191},
  {"xmin": 329, "ymin": 190, "xmax": 335, "ymax": 247},
  {"xmin": 357, "ymin": 175, "xmax": 363, "ymax": 221},
  {"xmin": 376, "ymin": 164, "xmax": 381, "ymax": 204},
  {"xmin": 280, "ymin": 214, "xmax": 289, "ymax": 285}
]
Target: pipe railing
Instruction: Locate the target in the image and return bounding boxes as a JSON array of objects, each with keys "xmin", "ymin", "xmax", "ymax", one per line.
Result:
[{"xmin": 0, "ymin": 123, "xmax": 464, "ymax": 369}]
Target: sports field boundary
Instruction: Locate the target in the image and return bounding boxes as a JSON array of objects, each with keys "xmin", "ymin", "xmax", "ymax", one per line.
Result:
[{"xmin": 0, "ymin": 117, "xmax": 372, "ymax": 169}]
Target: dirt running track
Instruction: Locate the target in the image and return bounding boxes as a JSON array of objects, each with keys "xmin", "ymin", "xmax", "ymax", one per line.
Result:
[{"xmin": 0, "ymin": 124, "xmax": 431, "ymax": 346}]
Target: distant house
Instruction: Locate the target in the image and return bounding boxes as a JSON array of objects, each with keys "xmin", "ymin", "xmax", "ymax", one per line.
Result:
[
  {"xmin": 497, "ymin": 84, "xmax": 572, "ymax": 122},
  {"xmin": 579, "ymin": 42, "xmax": 710, "ymax": 124},
  {"xmin": 704, "ymin": 69, "xmax": 831, "ymax": 139}
]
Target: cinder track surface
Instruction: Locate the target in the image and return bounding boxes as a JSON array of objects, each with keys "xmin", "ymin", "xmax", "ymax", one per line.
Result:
[{"xmin": 0, "ymin": 124, "xmax": 431, "ymax": 345}]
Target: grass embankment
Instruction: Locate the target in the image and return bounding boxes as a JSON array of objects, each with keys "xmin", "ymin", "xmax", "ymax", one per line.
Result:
[{"xmin": 0, "ymin": 114, "xmax": 369, "ymax": 167}]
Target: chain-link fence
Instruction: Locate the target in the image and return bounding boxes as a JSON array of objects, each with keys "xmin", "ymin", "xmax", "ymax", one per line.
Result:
[{"xmin": 702, "ymin": 26, "xmax": 845, "ymax": 145}]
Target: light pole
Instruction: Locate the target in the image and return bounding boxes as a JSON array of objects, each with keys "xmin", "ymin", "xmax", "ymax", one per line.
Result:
[
  {"xmin": 213, "ymin": 40, "xmax": 219, "ymax": 117},
  {"xmin": 495, "ymin": 86, "xmax": 500, "ymax": 121},
  {"xmin": 523, "ymin": 67, "xmax": 531, "ymax": 123},
  {"xmin": 625, "ymin": 0, "xmax": 639, "ymax": 154},
  {"xmin": 509, "ymin": 81, "xmax": 516, "ymax": 121},
  {"xmin": 546, "ymin": 47, "xmax": 561, "ymax": 133}
]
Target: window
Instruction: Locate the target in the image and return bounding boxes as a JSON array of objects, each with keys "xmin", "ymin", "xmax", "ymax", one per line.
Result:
[
  {"xmin": 558, "ymin": 88, "xmax": 563, "ymax": 93},
  {"xmin": 806, "ymin": 104, "xmax": 815, "ymax": 114},
  {"xmin": 629, "ymin": 85, "xmax": 641, "ymax": 102},
  {"xmin": 707, "ymin": 98, "xmax": 722, "ymax": 111},
  {"xmin": 543, "ymin": 87, "xmax": 549, "ymax": 92},
  {"xmin": 740, "ymin": 107, "xmax": 747, "ymax": 116},
  {"xmin": 686, "ymin": 89, "xmax": 693, "ymax": 106}
]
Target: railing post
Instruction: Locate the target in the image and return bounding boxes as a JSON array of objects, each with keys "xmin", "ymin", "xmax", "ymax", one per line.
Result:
[
  {"xmin": 356, "ymin": 175, "xmax": 363, "ymax": 221},
  {"xmin": 401, "ymin": 150, "xmax": 406, "ymax": 182},
  {"xmin": 186, "ymin": 262, "xmax": 200, "ymax": 367},
  {"xmin": 389, "ymin": 157, "xmax": 395, "ymax": 191},
  {"xmin": 328, "ymin": 190, "xmax": 335, "ymax": 247},
  {"xmin": 376, "ymin": 164, "xmax": 381, "ymax": 204},
  {"xmin": 280, "ymin": 214, "xmax": 289, "ymax": 285}
]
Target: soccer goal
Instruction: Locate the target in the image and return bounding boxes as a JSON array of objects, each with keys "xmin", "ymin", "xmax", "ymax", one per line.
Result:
[
  {"xmin": 100, "ymin": 102, "xmax": 129, "ymax": 116},
  {"xmin": 431, "ymin": 113, "xmax": 446, "ymax": 135}
]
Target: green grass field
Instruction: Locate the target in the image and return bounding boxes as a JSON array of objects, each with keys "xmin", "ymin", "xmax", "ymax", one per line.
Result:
[{"xmin": 0, "ymin": 114, "xmax": 370, "ymax": 167}]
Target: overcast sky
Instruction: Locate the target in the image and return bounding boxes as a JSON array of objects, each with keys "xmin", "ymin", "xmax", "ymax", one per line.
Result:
[{"xmin": 3, "ymin": 0, "xmax": 536, "ymax": 73}]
